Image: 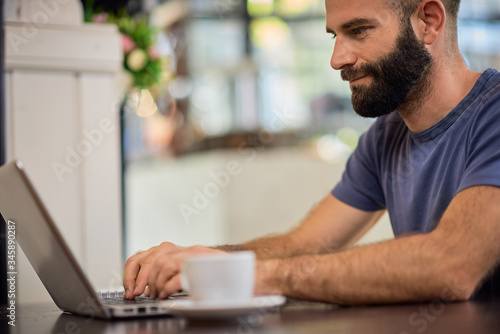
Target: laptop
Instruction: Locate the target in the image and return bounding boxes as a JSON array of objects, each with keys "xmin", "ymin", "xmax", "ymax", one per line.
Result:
[{"xmin": 0, "ymin": 160, "xmax": 181, "ymax": 319}]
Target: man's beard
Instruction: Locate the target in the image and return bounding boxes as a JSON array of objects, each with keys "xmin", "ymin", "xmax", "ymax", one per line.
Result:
[{"xmin": 341, "ymin": 22, "xmax": 433, "ymax": 118}]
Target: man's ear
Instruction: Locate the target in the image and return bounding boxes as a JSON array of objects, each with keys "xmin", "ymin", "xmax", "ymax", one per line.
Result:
[{"xmin": 415, "ymin": 0, "xmax": 446, "ymax": 45}]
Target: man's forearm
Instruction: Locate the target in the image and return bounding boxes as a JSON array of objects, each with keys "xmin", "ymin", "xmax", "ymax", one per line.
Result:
[
  {"xmin": 214, "ymin": 233, "xmax": 307, "ymax": 259},
  {"xmin": 257, "ymin": 186, "xmax": 500, "ymax": 305},
  {"xmin": 256, "ymin": 233, "xmax": 476, "ymax": 305},
  {"xmin": 215, "ymin": 196, "xmax": 383, "ymax": 259}
]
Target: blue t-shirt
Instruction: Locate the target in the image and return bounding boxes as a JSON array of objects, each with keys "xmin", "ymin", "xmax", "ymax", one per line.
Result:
[{"xmin": 331, "ymin": 68, "xmax": 500, "ymax": 236}]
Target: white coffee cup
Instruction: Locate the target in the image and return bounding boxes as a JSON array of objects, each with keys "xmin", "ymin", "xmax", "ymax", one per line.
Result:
[{"xmin": 181, "ymin": 251, "xmax": 255, "ymax": 305}]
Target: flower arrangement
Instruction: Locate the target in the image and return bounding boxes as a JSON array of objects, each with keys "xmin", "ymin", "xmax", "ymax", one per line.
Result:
[
  {"xmin": 115, "ymin": 15, "xmax": 165, "ymax": 92},
  {"xmin": 87, "ymin": 11, "xmax": 167, "ymax": 93},
  {"xmin": 84, "ymin": 4, "xmax": 179, "ymax": 153}
]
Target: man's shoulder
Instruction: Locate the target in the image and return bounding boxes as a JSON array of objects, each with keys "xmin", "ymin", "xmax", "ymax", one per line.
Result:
[
  {"xmin": 465, "ymin": 68, "xmax": 500, "ymax": 127},
  {"xmin": 476, "ymin": 68, "xmax": 500, "ymax": 102}
]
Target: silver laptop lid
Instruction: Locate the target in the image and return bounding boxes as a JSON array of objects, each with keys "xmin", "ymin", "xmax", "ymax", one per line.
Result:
[{"xmin": 0, "ymin": 160, "xmax": 111, "ymax": 319}]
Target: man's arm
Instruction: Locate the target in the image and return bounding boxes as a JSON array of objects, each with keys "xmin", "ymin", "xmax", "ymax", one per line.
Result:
[
  {"xmin": 123, "ymin": 194, "xmax": 382, "ymax": 298},
  {"xmin": 215, "ymin": 194, "xmax": 385, "ymax": 258},
  {"xmin": 256, "ymin": 185, "xmax": 500, "ymax": 304}
]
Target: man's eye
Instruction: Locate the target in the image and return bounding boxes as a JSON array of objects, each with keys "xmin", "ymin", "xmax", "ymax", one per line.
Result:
[
  {"xmin": 352, "ymin": 27, "xmax": 368, "ymax": 36},
  {"xmin": 331, "ymin": 33, "xmax": 338, "ymax": 40}
]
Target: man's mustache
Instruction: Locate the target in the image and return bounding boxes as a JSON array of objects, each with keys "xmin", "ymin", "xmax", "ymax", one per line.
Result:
[
  {"xmin": 341, "ymin": 67, "xmax": 365, "ymax": 82},
  {"xmin": 341, "ymin": 63, "xmax": 379, "ymax": 82}
]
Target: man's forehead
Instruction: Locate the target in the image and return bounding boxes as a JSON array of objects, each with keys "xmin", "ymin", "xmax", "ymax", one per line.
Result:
[
  {"xmin": 325, "ymin": 0, "xmax": 391, "ymax": 11},
  {"xmin": 325, "ymin": 0, "xmax": 397, "ymax": 31}
]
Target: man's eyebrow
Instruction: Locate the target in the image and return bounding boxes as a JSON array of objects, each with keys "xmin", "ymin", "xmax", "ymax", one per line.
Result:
[
  {"xmin": 326, "ymin": 18, "xmax": 379, "ymax": 35},
  {"xmin": 342, "ymin": 18, "xmax": 378, "ymax": 30}
]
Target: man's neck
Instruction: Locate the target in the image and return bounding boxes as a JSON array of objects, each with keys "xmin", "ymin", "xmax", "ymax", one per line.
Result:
[{"xmin": 396, "ymin": 62, "xmax": 482, "ymax": 133}]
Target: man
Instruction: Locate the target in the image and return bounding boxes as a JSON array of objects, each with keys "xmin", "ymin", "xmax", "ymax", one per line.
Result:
[{"xmin": 123, "ymin": 0, "xmax": 500, "ymax": 304}]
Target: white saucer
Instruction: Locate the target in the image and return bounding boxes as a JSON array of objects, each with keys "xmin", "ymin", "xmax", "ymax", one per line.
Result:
[{"xmin": 161, "ymin": 295, "xmax": 286, "ymax": 319}]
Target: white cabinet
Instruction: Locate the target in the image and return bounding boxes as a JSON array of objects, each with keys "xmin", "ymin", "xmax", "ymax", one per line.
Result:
[{"xmin": 4, "ymin": 0, "xmax": 123, "ymax": 303}]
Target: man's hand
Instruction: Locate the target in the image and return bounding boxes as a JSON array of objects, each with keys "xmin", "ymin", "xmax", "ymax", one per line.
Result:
[
  {"xmin": 123, "ymin": 242, "xmax": 184, "ymax": 299},
  {"xmin": 123, "ymin": 243, "xmax": 225, "ymax": 299}
]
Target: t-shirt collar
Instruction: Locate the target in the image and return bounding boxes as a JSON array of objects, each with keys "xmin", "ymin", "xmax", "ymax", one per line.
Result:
[{"xmin": 409, "ymin": 68, "xmax": 497, "ymax": 143}]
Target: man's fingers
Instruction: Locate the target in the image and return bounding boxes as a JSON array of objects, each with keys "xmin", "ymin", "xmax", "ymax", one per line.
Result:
[
  {"xmin": 123, "ymin": 249, "xmax": 153, "ymax": 299},
  {"xmin": 149, "ymin": 258, "xmax": 175, "ymax": 299},
  {"xmin": 159, "ymin": 274, "xmax": 182, "ymax": 299},
  {"xmin": 133, "ymin": 264, "xmax": 153, "ymax": 296},
  {"xmin": 148, "ymin": 266, "xmax": 159, "ymax": 299},
  {"xmin": 123, "ymin": 257, "xmax": 141, "ymax": 299}
]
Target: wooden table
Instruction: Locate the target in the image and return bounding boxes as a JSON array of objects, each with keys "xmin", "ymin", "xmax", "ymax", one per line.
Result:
[{"xmin": 2, "ymin": 295, "xmax": 500, "ymax": 334}]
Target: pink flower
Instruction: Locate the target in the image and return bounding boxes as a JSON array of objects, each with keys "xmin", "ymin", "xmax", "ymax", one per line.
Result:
[
  {"xmin": 148, "ymin": 46, "xmax": 159, "ymax": 60},
  {"xmin": 93, "ymin": 13, "xmax": 108, "ymax": 23},
  {"xmin": 122, "ymin": 34, "xmax": 136, "ymax": 53}
]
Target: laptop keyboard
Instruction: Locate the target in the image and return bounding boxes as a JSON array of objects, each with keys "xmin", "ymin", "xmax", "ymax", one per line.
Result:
[
  {"xmin": 98, "ymin": 290, "xmax": 189, "ymax": 305},
  {"xmin": 101, "ymin": 296, "xmax": 157, "ymax": 305},
  {"xmin": 98, "ymin": 290, "xmax": 125, "ymax": 299},
  {"xmin": 98, "ymin": 290, "xmax": 157, "ymax": 305}
]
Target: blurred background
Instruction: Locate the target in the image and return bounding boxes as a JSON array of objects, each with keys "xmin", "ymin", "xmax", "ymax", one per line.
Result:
[{"xmin": 78, "ymin": 0, "xmax": 500, "ymax": 259}]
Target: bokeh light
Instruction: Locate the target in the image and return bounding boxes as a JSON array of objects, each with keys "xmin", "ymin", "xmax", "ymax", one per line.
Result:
[
  {"xmin": 128, "ymin": 89, "xmax": 158, "ymax": 118},
  {"xmin": 316, "ymin": 134, "xmax": 352, "ymax": 164},
  {"xmin": 250, "ymin": 17, "xmax": 290, "ymax": 50},
  {"xmin": 248, "ymin": 0, "xmax": 274, "ymax": 16}
]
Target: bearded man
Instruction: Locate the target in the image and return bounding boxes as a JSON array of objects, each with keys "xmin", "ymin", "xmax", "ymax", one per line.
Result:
[{"xmin": 123, "ymin": 0, "xmax": 500, "ymax": 305}]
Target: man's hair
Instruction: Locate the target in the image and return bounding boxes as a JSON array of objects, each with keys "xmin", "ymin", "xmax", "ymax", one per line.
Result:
[{"xmin": 387, "ymin": 0, "xmax": 461, "ymax": 29}]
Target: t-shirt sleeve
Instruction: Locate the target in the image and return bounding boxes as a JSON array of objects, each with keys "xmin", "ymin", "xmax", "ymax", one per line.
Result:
[
  {"xmin": 458, "ymin": 95, "xmax": 500, "ymax": 193},
  {"xmin": 331, "ymin": 120, "xmax": 386, "ymax": 211}
]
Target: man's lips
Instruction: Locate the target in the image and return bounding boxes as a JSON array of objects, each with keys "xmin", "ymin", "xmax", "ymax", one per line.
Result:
[{"xmin": 349, "ymin": 75, "xmax": 367, "ymax": 84}]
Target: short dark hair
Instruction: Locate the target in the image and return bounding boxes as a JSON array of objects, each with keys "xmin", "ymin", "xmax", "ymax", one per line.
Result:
[{"xmin": 388, "ymin": 0, "xmax": 461, "ymax": 27}]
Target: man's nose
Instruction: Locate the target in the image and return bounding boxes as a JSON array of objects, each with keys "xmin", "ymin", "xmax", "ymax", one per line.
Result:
[{"xmin": 330, "ymin": 38, "xmax": 356, "ymax": 70}]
